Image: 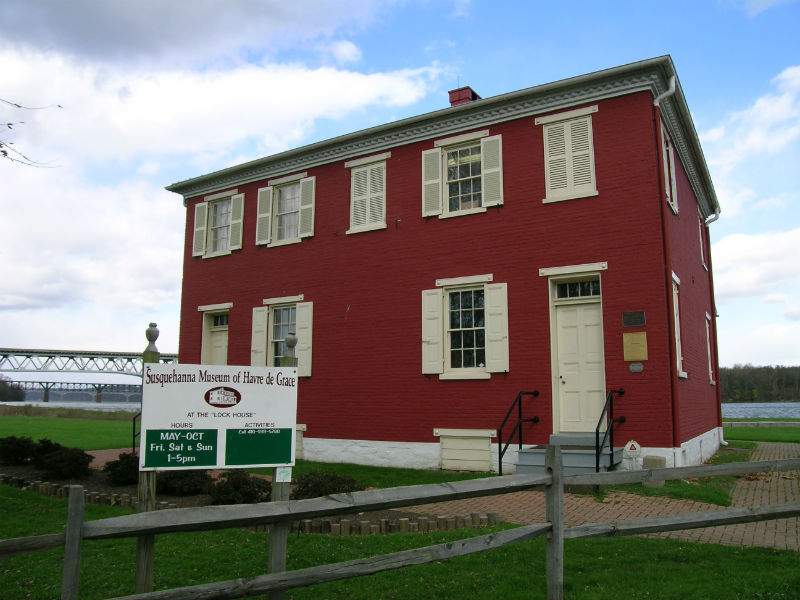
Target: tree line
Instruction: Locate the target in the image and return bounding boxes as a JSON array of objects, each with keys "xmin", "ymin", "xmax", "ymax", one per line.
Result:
[{"xmin": 720, "ymin": 365, "xmax": 800, "ymax": 403}]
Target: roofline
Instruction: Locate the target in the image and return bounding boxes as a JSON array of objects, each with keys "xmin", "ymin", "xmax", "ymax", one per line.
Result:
[{"xmin": 166, "ymin": 55, "xmax": 719, "ymax": 218}]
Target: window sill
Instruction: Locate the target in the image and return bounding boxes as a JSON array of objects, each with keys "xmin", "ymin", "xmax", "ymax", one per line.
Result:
[
  {"xmin": 268, "ymin": 238, "xmax": 301, "ymax": 248},
  {"xmin": 439, "ymin": 371, "xmax": 491, "ymax": 380},
  {"xmin": 678, "ymin": 370, "xmax": 688, "ymax": 379},
  {"xmin": 542, "ymin": 190, "xmax": 598, "ymax": 204},
  {"xmin": 439, "ymin": 206, "xmax": 487, "ymax": 220},
  {"xmin": 346, "ymin": 223, "xmax": 387, "ymax": 235},
  {"xmin": 668, "ymin": 202, "xmax": 679, "ymax": 215},
  {"xmin": 201, "ymin": 250, "xmax": 232, "ymax": 259}
]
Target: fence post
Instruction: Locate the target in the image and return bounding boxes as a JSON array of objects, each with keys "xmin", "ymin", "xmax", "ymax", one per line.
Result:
[
  {"xmin": 135, "ymin": 323, "xmax": 160, "ymax": 593},
  {"xmin": 545, "ymin": 444, "xmax": 564, "ymax": 600},
  {"xmin": 60, "ymin": 485, "xmax": 84, "ymax": 600}
]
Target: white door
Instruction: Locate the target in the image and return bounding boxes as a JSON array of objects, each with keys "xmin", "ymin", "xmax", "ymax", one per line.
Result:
[
  {"xmin": 555, "ymin": 302, "xmax": 605, "ymax": 432},
  {"xmin": 207, "ymin": 329, "xmax": 228, "ymax": 365}
]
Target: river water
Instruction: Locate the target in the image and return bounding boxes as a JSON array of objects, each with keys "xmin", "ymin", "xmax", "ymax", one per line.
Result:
[
  {"xmin": 721, "ymin": 402, "xmax": 800, "ymax": 419},
  {"xmin": 9, "ymin": 399, "xmax": 800, "ymax": 419}
]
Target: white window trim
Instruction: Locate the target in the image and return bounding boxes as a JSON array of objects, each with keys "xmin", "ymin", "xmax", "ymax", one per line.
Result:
[
  {"xmin": 422, "ymin": 134, "xmax": 503, "ymax": 219},
  {"xmin": 422, "ymin": 278, "xmax": 508, "ymax": 380},
  {"xmin": 344, "ymin": 152, "xmax": 391, "ymax": 169},
  {"xmin": 263, "ymin": 295, "xmax": 304, "ymax": 305},
  {"xmin": 268, "ymin": 172, "xmax": 308, "ymax": 186},
  {"xmin": 193, "ymin": 191, "xmax": 244, "ymax": 259},
  {"xmin": 534, "ymin": 105, "xmax": 598, "ymax": 125},
  {"xmin": 539, "ymin": 262, "xmax": 607, "ymax": 277},
  {"xmin": 662, "ymin": 126, "xmax": 679, "ymax": 215},
  {"xmin": 198, "ymin": 302, "xmax": 233, "ymax": 312},
  {"xmin": 434, "ymin": 129, "xmax": 490, "ymax": 147},
  {"xmin": 672, "ymin": 272, "xmax": 688, "ymax": 379},
  {"xmin": 346, "ymin": 159, "xmax": 387, "ymax": 235}
]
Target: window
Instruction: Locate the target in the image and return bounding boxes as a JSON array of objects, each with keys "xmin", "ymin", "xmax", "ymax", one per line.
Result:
[
  {"xmin": 422, "ymin": 131, "xmax": 503, "ymax": 218},
  {"xmin": 672, "ymin": 273, "xmax": 687, "ymax": 378},
  {"xmin": 705, "ymin": 312, "xmax": 715, "ymax": 385},
  {"xmin": 536, "ymin": 105, "xmax": 598, "ymax": 203},
  {"xmin": 662, "ymin": 125, "xmax": 678, "ymax": 213},
  {"xmin": 256, "ymin": 174, "xmax": 315, "ymax": 247},
  {"xmin": 555, "ymin": 280, "xmax": 600, "ymax": 300},
  {"xmin": 422, "ymin": 275, "xmax": 508, "ymax": 379},
  {"xmin": 345, "ymin": 153, "xmax": 389, "ymax": 234},
  {"xmin": 198, "ymin": 302, "xmax": 232, "ymax": 365},
  {"xmin": 250, "ymin": 296, "xmax": 313, "ymax": 376},
  {"xmin": 192, "ymin": 190, "xmax": 244, "ymax": 258}
]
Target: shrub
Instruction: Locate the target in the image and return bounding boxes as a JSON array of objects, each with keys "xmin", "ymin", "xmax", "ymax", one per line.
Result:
[
  {"xmin": 0, "ymin": 436, "xmax": 37, "ymax": 465},
  {"xmin": 0, "ymin": 375, "xmax": 25, "ymax": 402},
  {"xmin": 32, "ymin": 438, "xmax": 67, "ymax": 467},
  {"xmin": 103, "ymin": 452, "xmax": 140, "ymax": 485},
  {"xmin": 157, "ymin": 470, "xmax": 213, "ymax": 495},
  {"xmin": 290, "ymin": 471, "xmax": 363, "ymax": 500},
  {"xmin": 39, "ymin": 447, "xmax": 93, "ymax": 480},
  {"xmin": 209, "ymin": 471, "xmax": 271, "ymax": 505}
]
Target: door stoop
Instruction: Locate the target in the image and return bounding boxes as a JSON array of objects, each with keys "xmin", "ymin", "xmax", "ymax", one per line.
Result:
[{"xmin": 515, "ymin": 434, "xmax": 622, "ymax": 475}]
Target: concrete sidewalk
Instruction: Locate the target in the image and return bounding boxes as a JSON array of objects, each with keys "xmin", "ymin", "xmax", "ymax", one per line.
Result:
[{"xmin": 406, "ymin": 442, "xmax": 800, "ymax": 552}]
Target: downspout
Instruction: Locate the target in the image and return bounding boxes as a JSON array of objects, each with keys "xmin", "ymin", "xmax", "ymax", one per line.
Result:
[{"xmin": 654, "ymin": 76, "xmax": 676, "ymax": 107}]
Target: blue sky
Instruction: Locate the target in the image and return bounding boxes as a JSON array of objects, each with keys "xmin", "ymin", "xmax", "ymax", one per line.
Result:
[{"xmin": 1, "ymin": 0, "xmax": 799, "ymax": 367}]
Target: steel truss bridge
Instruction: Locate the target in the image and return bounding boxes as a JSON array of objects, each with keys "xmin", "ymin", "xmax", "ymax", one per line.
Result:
[{"xmin": 0, "ymin": 348, "xmax": 178, "ymax": 403}]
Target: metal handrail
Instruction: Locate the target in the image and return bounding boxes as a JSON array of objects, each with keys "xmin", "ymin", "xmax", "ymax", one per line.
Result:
[
  {"xmin": 497, "ymin": 390, "xmax": 539, "ymax": 475},
  {"xmin": 595, "ymin": 388, "xmax": 625, "ymax": 472}
]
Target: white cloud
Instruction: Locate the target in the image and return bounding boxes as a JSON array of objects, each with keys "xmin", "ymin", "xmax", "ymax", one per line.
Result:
[
  {"xmin": 712, "ymin": 228, "xmax": 800, "ymax": 301},
  {"xmin": 742, "ymin": 0, "xmax": 797, "ymax": 17},
  {"xmin": 320, "ymin": 41, "xmax": 363, "ymax": 65},
  {"xmin": 763, "ymin": 293, "xmax": 789, "ymax": 303},
  {"xmin": 718, "ymin": 319, "xmax": 800, "ymax": 366}
]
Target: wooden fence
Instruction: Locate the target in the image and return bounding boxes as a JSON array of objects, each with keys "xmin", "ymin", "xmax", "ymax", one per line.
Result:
[{"xmin": 2, "ymin": 447, "xmax": 800, "ymax": 600}]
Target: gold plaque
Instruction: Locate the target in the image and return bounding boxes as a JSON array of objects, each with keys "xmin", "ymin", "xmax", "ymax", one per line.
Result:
[{"xmin": 623, "ymin": 332, "xmax": 648, "ymax": 361}]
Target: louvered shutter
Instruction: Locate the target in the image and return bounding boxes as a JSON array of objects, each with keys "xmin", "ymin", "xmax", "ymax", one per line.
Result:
[
  {"xmin": 298, "ymin": 177, "xmax": 315, "ymax": 238},
  {"xmin": 544, "ymin": 122, "xmax": 568, "ymax": 198},
  {"xmin": 255, "ymin": 187, "xmax": 272, "ymax": 246},
  {"xmin": 568, "ymin": 117, "xmax": 596, "ymax": 196},
  {"xmin": 192, "ymin": 202, "xmax": 208, "ymax": 256},
  {"xmin": 250, "ymin": 306, "xmax": 268, "ymax": 366},
  {"xmin": 421, "ymin": 288, "xmax": 444, "ymax": 374},
  {"xmin": 481, "ymin": 135, "xmax": 503, "ymax": 207},
  {"xmin": 421, "ymin": 148, "xmax": 442, "ymax": 217},
  {"xmin": 368, "ymin": 162, "xmax": 386, "ymax": 226},
  {"xmin": 229, "ymin": 193, "xmax": 244, "ymax": 251},
  {"xmin": 485, "ymin": 283, "xmax": 509, "ymax": 373},
  {"xmin": 295, "ymin": 301, "xmax": 313, "ymax": 377},
  {"xmin": 350, "ymin": 166, "xmax": 369, "ymax": 229}
]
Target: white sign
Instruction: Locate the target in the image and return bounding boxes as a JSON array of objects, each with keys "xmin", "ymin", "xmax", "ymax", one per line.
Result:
[
  {"xmin": 139, "ymin": 363, "xmax": 297, "ymax": 471},
  {"xmin": 623, "ymin": 440, "xmax": 641, "ymax": 458}
]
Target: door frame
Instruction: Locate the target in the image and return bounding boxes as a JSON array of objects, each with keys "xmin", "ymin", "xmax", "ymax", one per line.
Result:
[{"xmin": 539, "ymin": 262, "xmax": 608, "ymax": 434}]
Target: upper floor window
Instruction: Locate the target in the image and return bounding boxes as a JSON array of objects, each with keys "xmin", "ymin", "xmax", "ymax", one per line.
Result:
[
  {"xmin": 535, "ymin": 105, "xmax": 598, "ymax": 203},
  {"xmin": 256, "ymin": 173, "xmax": 315, "ymax": 247},
  {"xmin": 422, "ymin": 131, "xmax": 503, "ymax": 218},
  {"xmin": 192, "ymin": 190, "xmax": 244, "ymax": 258},
  {"xmin": 422, "ymin": 274, "xmax": 509, "ymax": 380},
  {"xmin": 662, "ymin": 125, "xmax": 678, "ymax": 214},
  {"xmin": 345, "ymin": 152, "xmax": 389, "ymax": 234}
]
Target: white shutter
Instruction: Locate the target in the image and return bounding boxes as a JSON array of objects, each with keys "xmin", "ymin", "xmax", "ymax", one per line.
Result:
[
  {"xmin": 229, "ymin": 193, "xmax": 244, "ymax": 251},
  {"xmin": 250, "ymin": 306, "xmax": 269, "ymax": 367},
  {"xmin": 544, "ymin": 122, "xmax": 568, "ymax": 197},
  {"xmin": 481, "ymin": 135, "xmax": 503, "ymax": 207},
  {"xmin": 255, "ymin": 187, "xmax": 273, "ymax": 246},
  {"xmin": 569, "ymin": 117, "xmax": 596, "ymax": 195},
  {"xmin": 298, "ymin": 176, "xmax": 315, "ymax": 238},
  {"xmin": 421, "ymin": 148, "xmax": 442, "ymax": 217},
  {"xmin": 662, "ymin": 127, "xmax": 678, "ymax": 212},
  {"xmin": 295, "ymin": 301, "xmax": 313, "ymax": 377},
  {"xmin": 350, "ymin": 166, "xmax": 369, "ymax": 229},
  {"xmin": 421, "ymin": 288, "xmax": 444, "ymax": 374},
  {"xmin": 192, "ymin": 202, "xmax": 208, "ymax": 256},
  {"xmin": 485, "ymin": 283, "xmax": 509, "ymax": 373},
  {"xmin": 367, "ymin": 162, "xmax": 386, "ymax": 226}
]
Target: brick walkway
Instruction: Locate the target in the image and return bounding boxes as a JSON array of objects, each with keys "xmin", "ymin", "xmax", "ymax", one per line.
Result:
[{"xmin": 406, "ymin": 442, "xmax": 800, "ymax": 552}]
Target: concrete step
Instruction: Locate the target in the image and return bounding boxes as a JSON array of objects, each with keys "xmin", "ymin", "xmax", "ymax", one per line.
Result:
[{"xmin": 515, "ymin": 444, "xmax": 622, "ymax": 475}]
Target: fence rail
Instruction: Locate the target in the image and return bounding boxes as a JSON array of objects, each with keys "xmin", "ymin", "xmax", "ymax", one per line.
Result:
[{"xmin": 2, "ymin": 450, "xmax": 799, "ymax": 600}]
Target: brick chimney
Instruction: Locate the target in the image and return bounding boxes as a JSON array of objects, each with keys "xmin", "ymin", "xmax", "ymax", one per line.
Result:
[{"xmin": 448, "ymin": 86, "xmax": 482, "ymax": 107}]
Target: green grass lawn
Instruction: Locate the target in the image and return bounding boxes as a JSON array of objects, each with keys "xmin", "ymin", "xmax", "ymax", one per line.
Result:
[
  {"xmin": 1, "ymin": 486, "xmax": 798, "ymax": 600},
  {"xmin": 724, "ymin": 427, "xmax": 800, "ymax": 444},
  {"xmin": 0, "ymin": 415, "xmax": 134, "ymax": 450}
]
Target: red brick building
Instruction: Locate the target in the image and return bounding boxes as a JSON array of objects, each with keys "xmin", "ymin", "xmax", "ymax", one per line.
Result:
[{"xmin": 167, "ymin": 56, "xmax": 721, "ymax": 473}]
